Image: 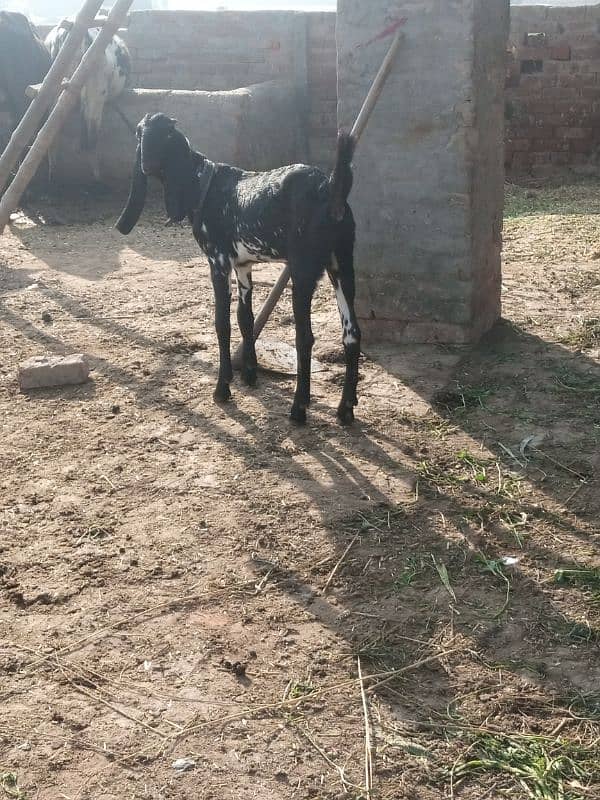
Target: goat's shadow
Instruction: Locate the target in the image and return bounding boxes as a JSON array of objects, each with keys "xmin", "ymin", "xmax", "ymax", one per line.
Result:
[
  {"xmin": 3, "ymin": 278, "xmax": 599, "ymax": 725},
  {"xmin": 10, "ymin": 195, "xmax": 196, "ymax": 281},
  {"xmin": 3, "ymin": 197, "xmax": 600, "ymax": 745}
]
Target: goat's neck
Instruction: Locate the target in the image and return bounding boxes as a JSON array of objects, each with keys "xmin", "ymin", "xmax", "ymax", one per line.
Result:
[{"xmin": 188, "ymin": 150, "xmax": 216, "ymax": 220}]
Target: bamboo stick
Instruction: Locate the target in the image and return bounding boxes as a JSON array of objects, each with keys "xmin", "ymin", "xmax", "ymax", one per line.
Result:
[
  {"xmin": 232, "ymin": 26, "xmax": 406, "ymax": 370},
  {"xmin": 0, "ymin": 0, "xmax": 104, "ymax": 193},
  {"xmin": 0, "ymin": 0, "xmax": 134, "ymax": 233}
]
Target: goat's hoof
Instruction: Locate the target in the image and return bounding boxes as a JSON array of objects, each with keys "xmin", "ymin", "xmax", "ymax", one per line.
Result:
[
  {"xmin": 290, "ymin": 404, "xmax": 307, "ymax": 425},
  {"xmin": 242, "ymin": 366, "xmax": 257, "ymax": 387},
  {"xmin": 213, "ymin": 384, "xmax": 232, "ymax": 403},
  {"xmin": 337, "ymin": 403, "xmax": 355, "ymax": 426}
]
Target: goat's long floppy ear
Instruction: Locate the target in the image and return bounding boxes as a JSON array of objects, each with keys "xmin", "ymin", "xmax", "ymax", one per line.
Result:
[
  {"xmin": 115, "ymin": 144, "xmax": 147, "ymax": 234},
  {"xmin": 162, "ymin": 130, "xmax": 193, "ymax": 224}
]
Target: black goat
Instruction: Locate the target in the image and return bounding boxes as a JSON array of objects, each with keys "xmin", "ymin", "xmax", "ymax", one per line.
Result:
[
  {"xmin": 0, "ymin": 12, "xmax": 49, "ymax": 125},
  {"xmin": 116, "ymin": 113, "xmax": 361, "ymax": 425}
]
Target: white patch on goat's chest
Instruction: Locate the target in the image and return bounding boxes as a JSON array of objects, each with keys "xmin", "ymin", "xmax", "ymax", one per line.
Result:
[{"xmin": 233, "ymin": 239, "xmax": 280, "ymax": 265}]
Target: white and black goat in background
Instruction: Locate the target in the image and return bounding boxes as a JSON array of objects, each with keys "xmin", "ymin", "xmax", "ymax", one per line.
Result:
[
  {"xmin": 116, "ymin": 113, "xmax": 361, "ymax": 425},
  {"xmin": 45, "ymin": 16, "xmax": 131, "ymax": 180}
]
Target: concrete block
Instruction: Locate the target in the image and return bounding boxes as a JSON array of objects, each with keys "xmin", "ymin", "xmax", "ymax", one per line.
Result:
[
  {"xmin": 337, "ymin": 0, "xmax": 509, "ymax": 345},
  {"xmin": 18, "ymin": 354, "xmax": 90, "ymax": 391}
]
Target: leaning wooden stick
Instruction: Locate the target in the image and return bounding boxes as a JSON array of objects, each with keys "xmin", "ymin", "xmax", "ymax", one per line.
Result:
[
  {"xmin": 0, "ymin": 0, "xmax": 104, "ymax": 193},
  {"xmin": 0, "ymin": 0, "xmax": 134, "ymax": 233},
  {"xmin": 232, "ymin": 20, "xmax": 406, "ymax": 369}
]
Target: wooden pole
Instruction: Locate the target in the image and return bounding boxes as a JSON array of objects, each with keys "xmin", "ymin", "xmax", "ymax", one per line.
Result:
[
  {"xmin": 0, "ymin": 0, "xmax": 104, "ymax": 193},
  {"xmin": 232, "ymin": 27, "xmax": 406, "ymax": 369},
  {"xmin": 350, "ymin": 30, "xmax": 405, "ymax": 142},
  {"xmin": 0, "ymin": 0, "xmax": 134, "ymax": 233}
]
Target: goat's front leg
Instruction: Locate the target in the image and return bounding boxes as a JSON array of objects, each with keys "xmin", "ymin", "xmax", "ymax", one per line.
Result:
[
  {"xmin": 290, "ymin": 272, "xmax": 317, "ymax": 424},
  {"xmin": 329, "ymin": 249, "xmax": 361, "ymax": 426},
  {"xmin": 234, "ymin": 264, "xmax": 257, "ymax": 387},
  {"xmin": 210, "ymin": 257, "xmax": 233, "ymax": 402}
]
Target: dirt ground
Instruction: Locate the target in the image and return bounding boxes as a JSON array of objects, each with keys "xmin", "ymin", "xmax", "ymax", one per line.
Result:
[{"xmin": 1, "ymin": 181, "xmax": 599, "ymax": 800}]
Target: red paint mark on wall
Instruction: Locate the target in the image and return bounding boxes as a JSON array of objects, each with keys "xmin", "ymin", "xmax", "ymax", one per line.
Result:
[{"xmin": 357, "ymin": 16, "xmax": 407, "ymax": 49}]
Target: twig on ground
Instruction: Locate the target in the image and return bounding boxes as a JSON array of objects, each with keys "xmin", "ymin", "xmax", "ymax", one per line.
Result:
[
  {"xmin": 323, "ymin": 533, "xmax": 360, "ymax": 594},
  {"xmin": 358, "ymin": 656, "xmax": 374, "ymax": 799}
]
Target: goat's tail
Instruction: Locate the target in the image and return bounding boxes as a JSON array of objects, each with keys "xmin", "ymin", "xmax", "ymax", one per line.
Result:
[{"xmin": 329, "ymin": 131, "xmax": 355, "ymax": 222}]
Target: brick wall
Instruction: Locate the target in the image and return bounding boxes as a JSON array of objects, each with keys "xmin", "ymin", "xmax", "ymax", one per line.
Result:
[
  {"xmin": 507, "ymin": 4, "xmax": 600, "ymax": 176},
  {"xmin": 126, "ymin": 11, "xmax": 307, "ymax": 92},
  {"xmin": 123, "ymin": 10, "xmax": 338, "ymax": 168},
  {"xmin": 4, "ymin": 11, "xmax": 338, "ymax": 171}
]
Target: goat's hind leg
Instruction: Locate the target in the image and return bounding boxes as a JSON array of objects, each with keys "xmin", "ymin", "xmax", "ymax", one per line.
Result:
[
  {"xmin": 329, "ymin": 246, "xmax": 361, "ymax": 426},
  {"xmin": 234, "ymin": 264, "xmax": 258, "ymax": 387},
  {"xmin": 210, "ymin": 257, "xmax": 233, "ymax": 402},
  {"xmin": 290, "ymin": 268, "xmax": 318, "ymax": 424}
]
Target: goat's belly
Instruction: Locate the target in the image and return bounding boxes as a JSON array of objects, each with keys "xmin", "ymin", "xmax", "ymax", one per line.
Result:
[{"xmin": 234, "ymin": 239, "xmax": 284, "ymax": 265}]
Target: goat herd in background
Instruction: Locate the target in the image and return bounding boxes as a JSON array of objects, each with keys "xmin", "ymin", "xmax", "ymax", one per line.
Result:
[{"xmin": 0, "ymin": 11, "xmax": 362, "ymax": 425}]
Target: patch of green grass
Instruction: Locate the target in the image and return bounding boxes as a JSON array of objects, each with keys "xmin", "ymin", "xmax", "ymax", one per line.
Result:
[
  {"xmin": 418, "ymin": 452, "xmax": 524, "ymax": 504},
  {"xmin": 496, "ymin": 658, "xmax": 548, "ymax": 678},
  {"xmin": 452, "ymin": 733, "xmax": 598, "ymax": 800},
  {"xmin": 554, "ymin": 567, "xmax": 600, "ymax": 595},
  {"xmin": 498, "ymin": 509, "xmax": 530, "ymax": 548},
  {"xmin": 563, "ymin": 692, "xmax": 600, "ymax": 721},
  {"xmin": 432, "ymin": 555, "xmax": 457, "ymax": 602},
  {"xmin": 392, "ymin": 556, "xmax": 427, "ymax": 590},
  {"xmin": 433, "ymin": 383, "xmax": 493, "ymax": 413},
  {"xmin": 417, "ymin": 459, "xmax": 464, "ymax": 490},
  {"xmin": 505, "ymin": 180, "xmax": 600, "ymax": 219},
  {"xmin": 0, "ymin": 773, "xmax": 27, "ymax": 800},
  {"xmin": 477, "ymin": 555, "xmax": 512, "ymax": 618},
  {"xmin": 561, "ymin": 319, "xmax": 600, "ymax": 350},
  {"xmin": 457, "ymin": 450, "xmax": 489, "ymax": 484},
  {"xmin": 288, "ymin": 679, "xmax": 316, "ymax": 700},
  {"xmin": 567, "ymin": 622, "xmax": 599, "ymax": 643}
]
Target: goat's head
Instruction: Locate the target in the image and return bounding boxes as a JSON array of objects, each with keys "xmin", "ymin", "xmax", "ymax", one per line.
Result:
[{"xmin": 116, "ymin": 113, "xmax": 194, "ymax": 234}]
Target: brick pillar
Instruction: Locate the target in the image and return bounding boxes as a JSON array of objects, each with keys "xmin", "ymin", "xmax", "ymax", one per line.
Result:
[{"xmin": 337, "ymin": 0, "xmax": 509, "ymax": 345}]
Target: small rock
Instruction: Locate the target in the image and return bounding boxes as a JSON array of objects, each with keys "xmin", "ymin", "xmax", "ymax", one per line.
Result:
[
  {"xmin": 110, "ymin": 404, "xmax": 121, "ymax": 415},
  {"xmin": 221, "ymin": 659, "xmax": 247, "ymax": 678},
  {"xmin": 172, "ymin": 758, "xmax": 196, "ymax": 772},
  {"xmin": 41, "ymin": 311, "xmax": 53, "ymax": 324}
]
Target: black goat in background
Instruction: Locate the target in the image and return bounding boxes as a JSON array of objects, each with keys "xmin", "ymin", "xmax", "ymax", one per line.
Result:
[
  {"xmin": 0, "ymin": 12, "xmax": 49, "ymax": 127},
  {"xmin": 116, "ymin": 113, "xmax": 361, "ymax": 426}
]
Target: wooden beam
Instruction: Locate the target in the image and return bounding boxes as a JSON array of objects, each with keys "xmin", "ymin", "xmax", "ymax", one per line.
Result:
[
  {"xmin": 0, "ymin": 0, "xmax": 104, "ymax": 193},
  {"xmin": 0, "ymin": 0, "xmax": 135, "ymax": 233},
  {"xmin": 58, "ymin": 15, "xmax": 131, "ymax": 28}
]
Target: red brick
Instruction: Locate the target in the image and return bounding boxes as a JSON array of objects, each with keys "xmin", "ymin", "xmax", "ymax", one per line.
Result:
[
  {"xmin": 550, "ymin": 44, "xmax": 571, "ymax": 61},
  {"xmin": 507, "ymin": 138, "xmax": 530, "ymax": 152},
  {"xmin": 580, "ymin": 87, "xmax": 600, "ymax": 99},
  {"xmin": 556, "ymin": 126, "xmax": 593, "ymax": 140},
  {"xmin": 570, "ymin": 139, "xmax": 595, "ymax": 154},
  {"xmin": 509, "ymin": 152, "xmax": 533, "ymax": 172},
  {"xmin": 517, "ymin": 45, "xmax": 551, "ymax": 61},
  {"xmin": 571, "ymin": 45, "xmax": 600, "ymax": 60},
  {"xmin": 557, "ymin": 74, "xmax": 594, "ymax": 89},
  {"xmin": 532, "ymin": 139, "xmax": 569, "ymax": 152}
]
